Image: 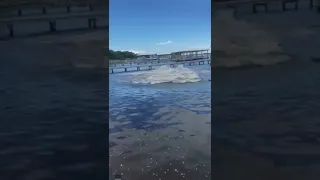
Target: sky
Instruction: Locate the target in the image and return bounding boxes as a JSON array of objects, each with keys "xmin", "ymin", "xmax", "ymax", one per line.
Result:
[{"xmin": 109, "ymin": 0, "xmax": 211, "ymax": 55}]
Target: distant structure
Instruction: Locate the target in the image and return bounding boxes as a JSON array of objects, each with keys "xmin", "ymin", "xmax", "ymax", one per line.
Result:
[
  {"xmin": 157, "ymin": 53, "xmax": 171, "ymax": 61},
  {"xmin": 170, "ymin": 49, "xmax": 210, "ymax": 61},
  {"xmin": 136, "ymin": 54, "xmax": 158, "ymax": 60},
  {"xmin": 131, "ymin": 49, "xmax": 210, "ymax": 62}
]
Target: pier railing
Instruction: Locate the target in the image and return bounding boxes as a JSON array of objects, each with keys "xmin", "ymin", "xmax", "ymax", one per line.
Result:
[
  {"xmin": 0, "ymin": 10, "xmax": 107, "ymax": 38},
  {"xmin": 109, "ymin": 59, "xmax": 171, "ymax": 66},
  {"xmin": 109, "ymin": 60, "xmax": 211, "ymax": 74},
  {"xmin": 214, "ymin": 0, "xmax": 319, "ymax": 13},
  {"xmin": 0, "ymin": 4, "xmax": 100, "ymax": 18}
]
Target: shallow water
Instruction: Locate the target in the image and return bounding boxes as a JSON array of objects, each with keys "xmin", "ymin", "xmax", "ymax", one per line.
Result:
[
  {"xmin": 212, "ymin": 55, "xmax": 320, "ymax": 179},
  {"xmin": 109, "ymin": 63, "xmax": 211, "ymax": 180},
  {"xmin": 0, "ymin": 39, "xmax": 109, "ymax": 180}
]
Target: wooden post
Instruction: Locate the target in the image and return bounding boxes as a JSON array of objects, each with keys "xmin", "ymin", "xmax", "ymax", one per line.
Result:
[
  {"xmin": 89, "ymin": 5, "xmax": 94, "ymax": 11},
  {"xmin": 67, "ymin": 5, "xmax": 71, "ymax": 13},
  {"xmin": 49, "ymin": 20, "xmax": 56, "ymax": 32},
  {"xmin": 124, "ymin": 68, "xmax": 127, "ymax": 72},
  {"xmin": 88, "ymin": 18, "xmax": 92, "ymax": 28},
  {"xmin": 42, "ymin": 7, "xmax": 47, "ymax": 14},
  {"xmin": 92, "ymin": 18, "xmax": 97, "ymax": 28},
  {"xmin": 253, "ymin": 3, "xmax": 268, "ymax": 13},
  {"xmin": 18, "ymin": 9, "xmax": 22, "ymax": 16},
  {"xmin": 282, "ymin": 0, "xmax": 298, "ymax": 11},
  {"xmin": 253, "ymin": 4, "xmax": 257, "ymax": 13},
  {"xmin": 111, "ymin": 69, "xmax": 114, "ymax": 73},
  {"xmin": 88, "ymin": 18, "xmax": 96, "ymax": 29},
  {"xmin": 7, "ymin": 24, "xmax": 14, "ymax": 38}
]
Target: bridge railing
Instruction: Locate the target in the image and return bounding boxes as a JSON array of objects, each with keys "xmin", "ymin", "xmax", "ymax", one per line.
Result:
[
  {"xmin": 0, "ymin": 11, "xmax": 107, "ymax": 39},
  {"xmin": 109, "ymin": 60, "xmax": 211, "ymax": 74}
]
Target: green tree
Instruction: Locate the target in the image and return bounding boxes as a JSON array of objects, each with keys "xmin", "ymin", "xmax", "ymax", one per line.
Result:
[{"xmin": 108, "ymin": 50, "xmax": 138, "ymax": 60}]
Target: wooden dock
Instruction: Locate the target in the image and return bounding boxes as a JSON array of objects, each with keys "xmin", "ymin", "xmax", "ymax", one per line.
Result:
[
  {"xmin": 109, "ymin": 60, "xmax": 211, "ymax": 74},
  {"xmin": 214, "ymin": 0, "xmax": 318, "ymax": 12},
  {"xmin": 0, "ymin": 10, "xmax": 107, "ymax": 38},
  {"xmin": 0, "ymin": 11, "xmax": 106, "ymax": 23},
  {"xmin": 109, "ymin": 60, "xmax": 171, "ymax": 67}
]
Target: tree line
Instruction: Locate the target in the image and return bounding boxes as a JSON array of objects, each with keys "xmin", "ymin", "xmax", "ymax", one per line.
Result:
[{"xmin": 108, "ymin": 50, "xmax": 138, "ymax": 60}]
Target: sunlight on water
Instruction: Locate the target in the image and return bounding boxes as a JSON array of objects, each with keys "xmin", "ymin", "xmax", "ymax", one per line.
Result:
[{"xmin": 109, "ymin": 62, "xmax": 211, "ymax": 179}]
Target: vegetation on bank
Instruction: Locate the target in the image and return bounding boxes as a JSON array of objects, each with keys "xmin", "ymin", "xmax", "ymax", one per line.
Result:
[{"xmin": 108, "ymin": 50, "xmax": 138, "ymax": 60}]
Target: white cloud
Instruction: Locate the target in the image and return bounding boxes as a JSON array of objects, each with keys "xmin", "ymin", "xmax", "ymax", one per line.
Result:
[{"xmin": 156, "ymin": 40, "xmax": 173, "ymax": 45}]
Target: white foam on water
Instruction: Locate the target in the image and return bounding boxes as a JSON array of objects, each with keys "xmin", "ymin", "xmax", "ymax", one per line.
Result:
[{"xmin": 126, "ymin": 65, "xmax": 202, "ymax": 84}]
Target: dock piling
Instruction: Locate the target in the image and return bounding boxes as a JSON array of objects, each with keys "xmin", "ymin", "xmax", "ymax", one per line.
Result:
[
  {"xmin": 49, "ymin": 20, "xmax": 56, "ymax": 32},
  {"xmin": 282, "ymin": 0, "xmax": 298, "ymax": 11},
  {"xmin": 18, "ymin": 9, "xmax": 22, "ymax": 16},
  {"xmin": 67, "ymin": 5, "xmax": 71, "ymax": 13},
  {"xmin": 88, "ymin": 18, "xmax": 92, "ymax": 28},
  {"xmin": 89, "ymin": 5, "xmax": 94, "ymax": 11},
  {"xmin": 7, "ymin": 24, "xmax": 14, "ymax": 38},
  {"xmin": 253, "ymin": 3, "xmax": 268, "ymax": 13},
  {"xmin": 88, "ymin": 18, "xmax": 97, "ymax": 28},
  {"xmin": 310, "ymin": 0, "xmax": 314, "ymax": 9},
  {"xmin": 92, "ymin": 18, "xmax": 97, "ymax": 28},
  {"xmin": 42, "ymin": 7, "xmax": 47, "ymax": 14}
]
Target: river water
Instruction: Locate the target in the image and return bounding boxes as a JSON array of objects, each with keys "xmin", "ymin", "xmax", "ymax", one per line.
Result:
[
  {"xmin": 0, "ymin": 35, "xmax": 109, "ymax": 180},
  {"xmin": 211, "ymin": 6, "xmax": 320, "ymax": 179},
  {"xmin": 109, "ymin": 63, "xmax": 211, "ymax": 180}
]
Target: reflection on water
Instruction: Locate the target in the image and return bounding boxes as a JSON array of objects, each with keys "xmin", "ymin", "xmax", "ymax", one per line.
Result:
[{"xmin": 109, "ymin": 64, "xmax": 211, "ymax": 180}]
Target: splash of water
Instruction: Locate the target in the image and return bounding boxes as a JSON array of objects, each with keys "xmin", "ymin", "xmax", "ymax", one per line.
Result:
[
  {"xmin": 128, "ymin": 65, "xmax": 202, "ymax": 84},
  {"xmin": 212, "ymin": 10, "xmax": 291, "ymax": 68}
]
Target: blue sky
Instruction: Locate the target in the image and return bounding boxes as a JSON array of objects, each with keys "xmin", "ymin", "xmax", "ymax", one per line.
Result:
[{"xmin": 109, "ymin": 0, "xmax": 211, "ymax": 55}]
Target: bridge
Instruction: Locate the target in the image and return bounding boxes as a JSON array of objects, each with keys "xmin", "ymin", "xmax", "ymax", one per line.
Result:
[
  {"xmin": 109, "ymin": 59, "xmax": 211, "ymax": 74},
  {"xmin": 0, "ymin": 5, "xmax": 107, "ymax": 39}
]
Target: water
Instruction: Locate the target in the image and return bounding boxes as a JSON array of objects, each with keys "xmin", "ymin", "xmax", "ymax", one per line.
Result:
[
  {"xmin": 109, "ymin": 64, "xmax": 211, "ymax": 179},
  {"xmin": 211, "ymin": 7, "xmax": 320, "ymax": 179},
  {"xmin": 212, "ymin": 57, "xmax": 320, "ymax": 179},
  {"xmin": 0, "ymin": 35, "xmax": 108, "ymax": 180}
]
